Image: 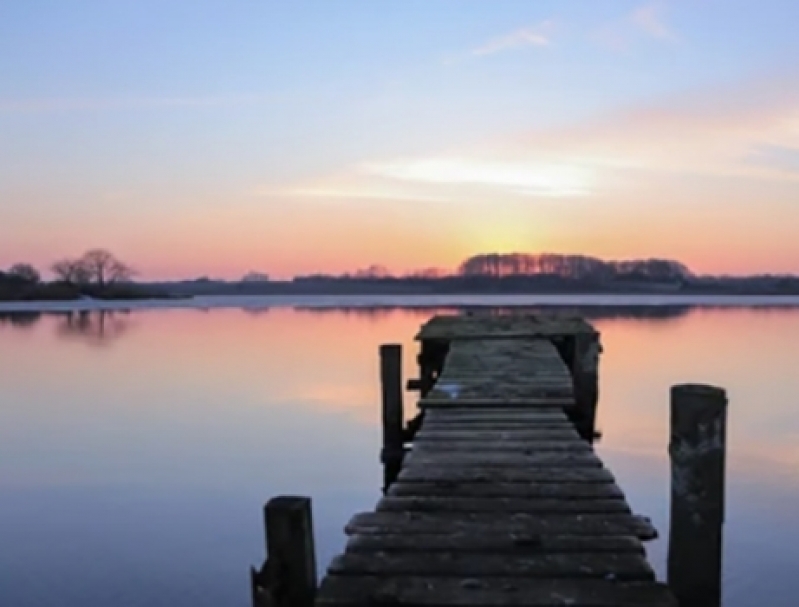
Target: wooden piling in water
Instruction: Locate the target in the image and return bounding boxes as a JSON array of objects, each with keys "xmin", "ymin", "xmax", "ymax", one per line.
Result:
[
  {"xmin": 251, "ymin": 497, "xmax": 318, "ymax": 607},
  {"xmin": 380, "ymin": 344, "xmax": 404, "ymax": 489},
  {"xmin": 572, "ymin": 332, "xmax": 601, "ymax": 440},
  {"xmin": 251, "ymin": 496, "xmax": 317, "ymax": 607},
  {"xmin": 667, "ymin": 383, "xmax": 727, "ymax": 607}
]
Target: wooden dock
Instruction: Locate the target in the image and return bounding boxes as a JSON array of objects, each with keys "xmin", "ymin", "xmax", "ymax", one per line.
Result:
[{"xmin": 253, "ymin": 313, "xmax": 727, "ymax": 607}]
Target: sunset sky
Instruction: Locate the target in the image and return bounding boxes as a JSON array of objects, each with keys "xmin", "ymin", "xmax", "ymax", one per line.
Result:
[{"xmin": 2, "ymin": 1, "xmax": 799, "ymax": 280}]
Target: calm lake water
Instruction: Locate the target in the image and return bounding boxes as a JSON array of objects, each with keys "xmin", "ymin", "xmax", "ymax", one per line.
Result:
[{"xmin": 2, "ymin": 302, "xmax": 799, "ymax": 606}]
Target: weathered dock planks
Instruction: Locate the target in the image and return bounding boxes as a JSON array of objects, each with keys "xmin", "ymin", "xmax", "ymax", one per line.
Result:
[
  {"xmin": 397, "ymin": 466, "xmax": 619, "ymax": 484},
  {"xmin": 344, "ymin": 533, "xmax": 645, "ymax": 554},
  {"xmin": 414, "ymin": 314, "xmax": 597, "ymax": 340},
  {"xmin": 387, "ymin": 481, "xmax": 626, "ymax": 499},
  {"xmin": 309, "ymin": 314, "xmax": 675, "ymax": 607},
  {"xmin": 422, "ymin": 338, "xmax": 575, "ymax": 405},
  {"xmin": 316, "ymin": 577, "xmax": 676, "ymax": 607},
  {"xmin": 328, "ymin": 552, "xmax": 655, "ymax": 580},
  {"xmin": 414, "ymin": 314, "xmax": 601, "ymax": 439},
  {"xmin": 344, "ymin": 511, "xmax": 658, "ymax": 540}
]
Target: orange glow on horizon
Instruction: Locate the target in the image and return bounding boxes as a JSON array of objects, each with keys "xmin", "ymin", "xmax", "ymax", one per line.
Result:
[{"xmin": 2, "ymin": 190, "xmax": 798, "ymax": 280}]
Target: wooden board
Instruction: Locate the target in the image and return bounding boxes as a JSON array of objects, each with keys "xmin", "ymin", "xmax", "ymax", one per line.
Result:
[
  {"xmin": 328, "ymin": 552, "xmax": 654, "ymax": 580},
  {"xmin": 403, "ymin": 451, "xmax": 603, "ymax": 468},
  {"xmin": 397, "ymin": 466, "xmax": 616, "ymax": 484},
  {"xmin": 415, "ymin": 313, "xmax": 598, "ymax": 340},
  {"xmin": 433, "ymin": 377, "xmax": 573, "ymax": 386},
  {"xmin": 345, "ymin": 512, "xmax": 658, "ymax": 541},
  {"xmin": 416, "ymin": 427, "xmax": 579, "ymax": 436},
  {"xmin": 409, "ymin": 441, "xmax": 591, "ymax": 453},
  {"xmin": 423, "ymin": 409, "xmax": 571, "ymax": 421},
  {"xmin": 388, "ymin": 481, "xmax": 624, "ymax": 499},
  {"xmin": 417, "ymin": 424, "xmax": 576, "ymax": 435},
  {"xmin": 317, "ymin": 576, "xmax": 676, "ymax": 607},
  {"xmin": 413, "ymin": 429, "xmax": 582, "ymax": 441},
  {"xmin": 376, "ymin": 496, "xmax": 631, "ymax": 514},
  {"xmin": 345, "ymin": 533, "xmax": 645, "ymax": 555},
  {"xmin": 431, "ymin": 379, "xmax": 573, "ymax": 389},
  {"xmin": 420, "ymin": 397, "xmax": 575, "ymax": 409}
]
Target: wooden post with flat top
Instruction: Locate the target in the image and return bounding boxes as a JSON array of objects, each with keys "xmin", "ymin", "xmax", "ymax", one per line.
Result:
[
  {"xmin": 380, "ymin": 344, "xmax": 404, "ymax": 490},
  {"xmin": 668, "ymin": 383, "xmax": 728, "ymax": 607},
  {"xmin": 251, "ymin": 496, "xmax": 317, "ymax": 607},
  {"xmin": 572, "ymin": 332, "xmax": 601, "ymax": 441}
]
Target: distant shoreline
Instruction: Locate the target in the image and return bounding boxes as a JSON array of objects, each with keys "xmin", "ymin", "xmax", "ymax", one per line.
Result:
[{"xmin": 2, "ymin": 293, "xmax": 799, "ymax": 313}]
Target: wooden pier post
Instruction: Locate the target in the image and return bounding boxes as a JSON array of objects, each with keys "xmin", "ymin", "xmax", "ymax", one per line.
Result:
[
  {"xmin": 668, "ymin": 384, "xmax": 728, "ymax": 607},
  {"xmin": 252, "ymin": 496, "xmax": 317, "ymax": 607},
  {"xmin": 572, "ymin": 332, "xmax": 601, "ymax": 441},
  {"xmin": 380, "ymin": 344, "xmax": 404, "ymax": 490},
  {"xmin": 417, "ymin": 341, "xmax": 435, "ymax": 396},
  {"xmin": 417, "ymin": 339, "xmax": 449, "ymax": 396}
]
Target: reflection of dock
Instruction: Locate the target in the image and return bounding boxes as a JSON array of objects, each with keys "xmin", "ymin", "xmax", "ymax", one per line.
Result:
[{"xmin": 252, "ymin": 314, "xmax": 727, "ymax": 607}]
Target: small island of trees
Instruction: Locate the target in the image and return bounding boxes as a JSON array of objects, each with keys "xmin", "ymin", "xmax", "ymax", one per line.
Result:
[{"xmin": 0, "ymin": 249, "xmax": 162, "ymax": 301}]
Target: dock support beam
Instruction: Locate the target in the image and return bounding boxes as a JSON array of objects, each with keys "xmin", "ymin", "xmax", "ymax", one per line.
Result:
[
  {"xmin": 418, "ymin": 339, "xmax": 448, "ymax": 396},
  {"xmin": 251, "ymin": 496, "xmax": 317, "ymax": 607},
  {"xmin": 668, "ymin": 384, "xmax": 727, "ymax": 607},
  {"xmin": 380, "ymin": 344, "xmax": 404, "ymax": 490},
  {"xmin": 572, "ymin": 333, "xmax": 601, "ymax": 441}
]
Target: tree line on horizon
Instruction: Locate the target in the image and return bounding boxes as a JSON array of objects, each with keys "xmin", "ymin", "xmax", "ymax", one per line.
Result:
[
  {"xmin": 456, "ymin": 253, "xmax": 692, "ymax": 282},
  {"xmin": 4, "ymin": 248, "xmax": 797, "ymax": 299},
  {"xmin": 299, "ymin": 253, "xmax": 694, "ymax": 283},
  {"xmin": 279, "ymin": 252, "xmax": 798, "ymax": 295}
]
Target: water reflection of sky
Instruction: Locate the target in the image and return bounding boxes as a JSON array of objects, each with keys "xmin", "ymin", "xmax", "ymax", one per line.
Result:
[{"xmin": 2, "ymin": 306, "xmax": 799, "ymax": 607}]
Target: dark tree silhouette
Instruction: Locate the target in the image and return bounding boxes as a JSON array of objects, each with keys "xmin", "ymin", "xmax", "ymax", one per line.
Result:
[
  {"xmin": 458, "ymin": 253, "xmax": 691, "ymax": 282},
  {"xmin": 7, "ymin": 263, "xmax": 41, "ymax": 284},
  {"xmin": 108, "ymin": 259, "xmax": 135, "ymax": 283},
  {"xmin": 51, "ymin": 259, "xmax": 86, "ymax": 284},
  {"xmin": 78, "ymin": 249, "xmax": 135, "ymax": 285}
]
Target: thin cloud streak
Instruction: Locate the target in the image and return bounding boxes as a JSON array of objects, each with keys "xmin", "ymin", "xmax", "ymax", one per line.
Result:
[
  {"xmin": 273, "ymin": 72, "xmax": 799, "ymax": 208},
  {"xmin": 362, "ymin": 157, "xmax": 593, "ymax": 198},
  {"xmin": 631, "ymin": 2, "xmax": 678, "ymax": 41},
  {"xmin": 472, "ymin": 21, "xmax": 553, "ymax": 56},
  {"xmin": 593, "ymin": 2, "xmax": 678, "ymax": 51},
  {"xmin": 505, "ymin": 77, "xmax": 799, "ymax": 184}
]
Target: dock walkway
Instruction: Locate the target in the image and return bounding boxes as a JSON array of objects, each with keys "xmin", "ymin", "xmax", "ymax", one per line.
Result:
[{"xmin": 312, "ymin": 315, "xmax": 675, "ymax": 606}]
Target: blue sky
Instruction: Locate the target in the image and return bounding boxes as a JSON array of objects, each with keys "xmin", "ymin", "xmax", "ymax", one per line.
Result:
[{"xmin": 2, "ymin": 1, "xmax": 799, "ymax": 278}]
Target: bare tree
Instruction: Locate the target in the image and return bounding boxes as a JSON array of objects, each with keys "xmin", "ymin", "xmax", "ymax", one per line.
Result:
[
  {"xmin": 78, "ymin": 249, "xmax": 135, "ymax": 286},
  {"xmin": 73, "ymin": 263, "xmax": 93, "ymax": 285},
  {"xmin": 51, "ymin": 259, "xmax": 84, "ymax": 284},
  {"xmin": 108, "ymin": 258, "xmax": 135, "ymax": 283},
  {"xmin": 79, "ymin": 250, "xmax": 114, "ymax": 286},
  {"xmin": 52, "ymin": 252, "xmax": 134, "ymax": 287},
  {"xmin": 8, "ymin": 263, "xmax": 41, "ymax": 284}
]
